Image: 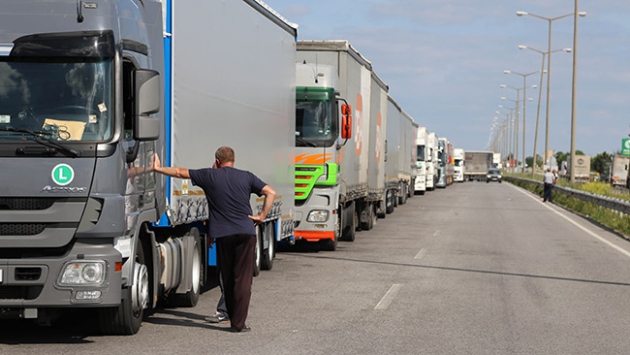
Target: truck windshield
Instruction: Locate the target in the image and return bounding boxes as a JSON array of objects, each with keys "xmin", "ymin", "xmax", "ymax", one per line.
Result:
[
  {"xmin": 0, "ymin": 59, "xmax": 113, "ymax": 142},
  {"xmin": 416, "ymin": 146, "xmax": 425, "ymax": 161},
  {"xmin": 296, "ymin": 100, "xmax": 335, "ymax": 147},
  {"xmin": 296, "ymin": 86, "xmax": 336, "ymax": 148}
]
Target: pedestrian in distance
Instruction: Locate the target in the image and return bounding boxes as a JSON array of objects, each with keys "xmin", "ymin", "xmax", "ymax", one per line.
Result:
[
  {"xmin": 153, "ymin": 146, "xmax": 276, "ymax": 333},
  {"xmin": 543, "ymin": 168, "xmax": 554, "ymax": 202}
]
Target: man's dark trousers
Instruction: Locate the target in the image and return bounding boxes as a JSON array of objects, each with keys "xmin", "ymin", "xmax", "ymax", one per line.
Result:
[
  {"xmin": 543, "ymin": 183, "xmax": 553, "ymax": 202},
  {"xmin": 216, "ymin": 234, "xmax": 256, "ymax": 331}
]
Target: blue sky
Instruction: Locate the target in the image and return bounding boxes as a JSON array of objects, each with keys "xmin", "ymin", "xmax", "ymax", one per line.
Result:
[{"xmin": 263, "ymin": 0, "xmax": 630, "ymax": 158}]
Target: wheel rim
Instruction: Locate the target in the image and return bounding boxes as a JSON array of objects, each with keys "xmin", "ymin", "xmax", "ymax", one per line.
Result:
[
  {"xmin": 191, "ymin": 242, "xmax": 201, "ymax": 294},
  {"xmin": 131, "ymin": 261, "xmax": 149, "ymax": 316}
]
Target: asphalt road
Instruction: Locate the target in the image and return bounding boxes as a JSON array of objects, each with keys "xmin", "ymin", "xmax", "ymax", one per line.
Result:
[{"xmin": 3, "ymin": 182, "xmax": 630, "ymax": 354}]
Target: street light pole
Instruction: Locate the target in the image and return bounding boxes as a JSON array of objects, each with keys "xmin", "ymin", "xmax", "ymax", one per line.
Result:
[
  {"xmin": 500, "ymin": 94, "xmax": 520, "ymax": 168},
  {"xmin": 504, "ymin": 70, "xmax": 537, "ymax": 173},
  {"xmin": 569, "ymin": 1, "xmax": 582, "ymax": 183},
  {"xmin": 517, "ymin": 10, "xmax": 575, "ymax": 168},
  {"xmin": 518, "ymin": 46, "xmax": 572, "ymax": 177}
]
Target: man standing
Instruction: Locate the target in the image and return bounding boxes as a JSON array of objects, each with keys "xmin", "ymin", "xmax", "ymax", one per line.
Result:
[
  {"xmin": 153, "ymin": 146, "xmax": 275, "ymax": 333},
  {"xmin": 543, "ymin": 168, "xmax": 554, "ymax": 202}
]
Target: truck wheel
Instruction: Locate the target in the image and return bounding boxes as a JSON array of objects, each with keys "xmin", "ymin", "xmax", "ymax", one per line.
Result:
[
  {"xmin": 99, "ymin": 242, "xmax": 148, "ymax": 335},
  {"xmin": 261, "ymin": 222, "xmax": 274, "ymax": 271},
  {"xmin": 340, "ymin": 205, "xmax": 356, "ymax": 242},
  {"xmin": 360, "ymin": 203, "xmax": 373, "ymax": 230},
  {"xmin": 254, "ymin": 227, "xmax": 262, "ymax": 277},
  {"xmin": 172, "ymin": 229, "xmax": 202, "ymax": 307},
  {"xmin": 386, "ymin": 191, "xmax": 395, "ymax": 214}
]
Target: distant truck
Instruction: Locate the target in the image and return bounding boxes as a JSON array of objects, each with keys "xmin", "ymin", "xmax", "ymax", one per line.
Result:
[
  {"xmin": 0, "ymin": 0, "xmax": 296, "ymax": 334},
  {"xmin": 464, "ymin": 151, "xmax": 494, "ymax": 181},
  {"xmin": 611, "ymin": 155, "xmax": 629, "ymax": 187},
  {"xmin": 453, "ymin": 148, "xmax": 465, "ymax": 182},
  {"xmin": 567, "ymin": 155, "xmax": 591, "ymax": 181},
  {"xmin": 436, "ymin": 138, "xmax": 448, "ymax": 188},
  {"xmin": 384, "ymin": 96, "xmax": 416, "ymax": 212},
  {"xmin": 414, "ymin": 126, "xmax": 428, "ymax": 194},
  {"xmin": 493, "ymin": 153, "xmax": 502, "ymax": 169},
  {"xmin": 426, "ymin": 132, "xmax": 438, "ymax": 191}
]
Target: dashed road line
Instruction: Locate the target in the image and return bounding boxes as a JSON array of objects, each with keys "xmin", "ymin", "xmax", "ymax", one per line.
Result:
[{"xmin": 375, "ymin": 284, "xmax": 403, "ymax": 310}]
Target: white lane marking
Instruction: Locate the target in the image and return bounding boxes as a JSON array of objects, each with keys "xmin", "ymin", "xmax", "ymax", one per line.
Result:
[
  {"xmin": 433, "ymin": 229, "xmax": 440, "ymax": 237},
  {"xmin": 375, "ymin": 284, "xmax": 403, "ymax": 310},
  {"xmin": 510, "ymin": 184, "xmax": 630, "ymax": 258},
  {"xmin": 414, "ymin": 248, "xmax": 426, "ymax": 259}
]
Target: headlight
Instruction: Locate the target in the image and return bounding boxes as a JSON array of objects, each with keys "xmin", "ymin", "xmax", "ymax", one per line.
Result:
[
  {"xmin": 307, "ymin": 210, "xmax": 329, "ymax": 222},
  {"xmin": 58, "ymin": 261, "xmax": 106, "ymax": 286}
]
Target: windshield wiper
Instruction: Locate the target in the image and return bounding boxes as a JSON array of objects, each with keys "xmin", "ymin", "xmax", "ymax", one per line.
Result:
[{"xmin": 0, "ymin": 127, "xmax": 80, "ymax": 157}]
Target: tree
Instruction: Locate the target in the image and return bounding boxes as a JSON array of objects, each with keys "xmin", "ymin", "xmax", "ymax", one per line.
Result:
[
  {"xmin": 591, "ymin": 151, "xmax": 611, "ymax": 180},
  {"xmin": 526, "ymin": 154, "xmax": 543, "ymax": 170}
]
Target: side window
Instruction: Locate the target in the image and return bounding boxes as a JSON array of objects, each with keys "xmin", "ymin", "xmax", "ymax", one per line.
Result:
[{"xmin": 123, "ymin": 59, "xmax": 135, "ymax": 139}]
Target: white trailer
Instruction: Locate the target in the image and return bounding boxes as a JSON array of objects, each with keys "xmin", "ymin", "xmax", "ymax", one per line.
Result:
[
  {"xmin": 611, "ymin": 155, "xmax": 630, "ymax": 187},
  {"xmin": 414, "ymin": 126, "xmax": 428, "ymax": 194},
  {"xmin": 453, "ymin": 148, "xmax": 465, "ymax": 182}
]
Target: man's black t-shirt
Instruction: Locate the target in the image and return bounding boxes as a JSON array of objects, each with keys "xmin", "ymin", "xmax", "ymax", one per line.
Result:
[{"xmin": 189, "ymin": 166, "xmax": 267, "ymax": 238}]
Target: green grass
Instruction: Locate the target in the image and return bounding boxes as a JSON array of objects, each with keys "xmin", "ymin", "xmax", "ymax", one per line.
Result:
[{"xmin": 505, "ymin": 173, "xmax": 630, "ymax": 238}]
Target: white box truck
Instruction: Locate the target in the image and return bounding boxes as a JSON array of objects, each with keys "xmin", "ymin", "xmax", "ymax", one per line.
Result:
[
  {"xmin": 426, "ymin": 132, "xmax": 438, "ymax": 190},
  {"xmin": 0, "ymin": 0, "xmax": 296, "ymax": 334},
  {"xmin": 414, "ymin": 126, "xmax": 428, "ymax": 194},
  {"xmin": 611, "ymin": 155, "xmax": 630, "ymax": 187}
]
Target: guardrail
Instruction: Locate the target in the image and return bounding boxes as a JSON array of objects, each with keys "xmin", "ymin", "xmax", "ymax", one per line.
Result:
[{"xmin": 508, "ymin": 176, "xmax": 630, "ymax": 216}]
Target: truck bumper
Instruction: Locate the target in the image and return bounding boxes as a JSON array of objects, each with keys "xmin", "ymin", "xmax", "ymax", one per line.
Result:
[
  {"xmin": 414, "ymin": 175, "xmax": 426, "ymax": 192},
  {"xmin": 0, "ymin": 242, "xmax": 122, "ymax": 313},
  {"xmin": 294, "ymin": 187, "xmax": 338, "ymax": 242}
]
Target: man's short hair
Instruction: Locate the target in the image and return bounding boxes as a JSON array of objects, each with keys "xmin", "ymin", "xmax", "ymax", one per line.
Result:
[{"xmin": 215, "ymin": 146, "xmax": 235, "ymax": 163}]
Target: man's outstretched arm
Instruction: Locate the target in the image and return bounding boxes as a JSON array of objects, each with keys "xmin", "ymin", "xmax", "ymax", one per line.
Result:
[{"xmin": 153, "ymin": 153, "xmax": 191, "ymax": 179}]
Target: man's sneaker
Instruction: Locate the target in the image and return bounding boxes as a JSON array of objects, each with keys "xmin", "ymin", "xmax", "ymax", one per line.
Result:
[{"xmin": 205, "ymin": 312, "xmax": 230, "ymax": 324}]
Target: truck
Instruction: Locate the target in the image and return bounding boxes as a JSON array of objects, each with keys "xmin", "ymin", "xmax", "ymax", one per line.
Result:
[
  {"xmin": 493, "ymin": 152, "xmax": 502, "ymax": 169},
  {"xmin": 436, "ymin": 138, "xmax": 449, "ymax": 188},
  {"xmin": 611, "ymin": 155, "xmax": 630, "ymax": 187},
  {"xmin": 414, "ymin": 126, "xmax": 428, "ymax": 194},
  {"xmin": 426, "ymin": 132, "xmax": 438, "ymax": 190},
  {"xmin": 567, "ymin": 155, "xmax": 591, "ymax": 181},
  {"xmin": 294, "ymin": 40, "xmax": 386, "ymax": 249},
  {"xmin": 0, "ymin": 0, "xmax": 296, "ymax": 334},
  {"xmin": 453, "ymin": 148, "xmax": 465, "ymax": 182},
  {"xmin": 384, "ymin": 96, "xmax": 416, "ymax": 212},
  {"xmin": 464, "ymin": 151, "xmax": 494, "ymax": 181}
]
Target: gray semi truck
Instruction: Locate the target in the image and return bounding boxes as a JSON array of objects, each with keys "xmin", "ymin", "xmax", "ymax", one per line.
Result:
[{"xmin": 0, "ymin": 0, "xmax": 296, "ymax": 335}]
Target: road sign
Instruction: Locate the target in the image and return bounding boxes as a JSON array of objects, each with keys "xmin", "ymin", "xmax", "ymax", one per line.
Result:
[{"xmin": 622, "ymin": 138, "xmax": 630, "ymax": 157}]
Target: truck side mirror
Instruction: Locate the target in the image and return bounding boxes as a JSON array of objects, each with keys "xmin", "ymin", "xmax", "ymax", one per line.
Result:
[
  {"xmin": 341, "ymin": 104, "xmax": 352, "ymax": 139},
  {"xmin": 134, "ymin": 69, "xmax": 161, "ymax": 141}
]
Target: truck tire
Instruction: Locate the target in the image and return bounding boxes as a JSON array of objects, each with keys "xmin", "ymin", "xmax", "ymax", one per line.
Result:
[
  {"xmin": 254, "ymin": 227, "xmax": 262, "ymax": 277},
  {"xmin": 99, "ymin": 242, "xmax": 148, "ymax": 335},
  {"xmin": 171, "ymin": 229, "xmax": 202, "ymax": 307},
  {"xmin": 261, "ymin": 222, "xmax": 274, "ymax": 271},
  {"xmin": 386, "ymin": 191, "xmax": 395, "ymax": 214},
  {"xmin": 340, "ymin": 205, "xmax": 356, "ymax": 242}
]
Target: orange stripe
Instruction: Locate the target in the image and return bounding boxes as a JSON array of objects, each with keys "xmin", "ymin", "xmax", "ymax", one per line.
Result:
[
  {"xmin": 294, "ymin": 230, "xmax": 335, "ymax": 242},
  {"xmin": 295, "ymin": 153, "xmax": 332, "ymax": 165}
]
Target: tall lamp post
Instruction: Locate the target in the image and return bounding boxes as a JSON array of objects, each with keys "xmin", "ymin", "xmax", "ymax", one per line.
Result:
[
  {"xmin": 569, "ymin": 1, "xmax": 584, "ymax": 183},
  {"xmin": 504, "ymin": 70, "xmax": 538, "ymax": 173},
  {"xmin": 518, "ymin": 45, "xmax": 572, "ymax": 177},
  {"xmin": 517, "ymin": 10, "xmax": 585, "ymax": 169},
  {"xmin": 500, "ymin": 96, "xmax": 520, "ymax": 169}
]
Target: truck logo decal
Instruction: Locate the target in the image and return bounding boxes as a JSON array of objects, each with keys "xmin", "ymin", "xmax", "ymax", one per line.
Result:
[
  {"xmin": 51, "ymin": 164, "xmax": 74, "ymax": 186},
  {"xmin": 354, "ymin": 94, "xmax": 363, "ymax": 156}
]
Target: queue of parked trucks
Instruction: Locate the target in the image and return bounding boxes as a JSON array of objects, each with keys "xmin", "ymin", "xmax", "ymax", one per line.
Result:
[{"xmin": 0, "ymin": 0, "xmax": 487, "ymax": 335}]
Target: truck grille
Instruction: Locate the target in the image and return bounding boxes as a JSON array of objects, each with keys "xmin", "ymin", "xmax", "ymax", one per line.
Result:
[
  {"xmin": 15, "ymin": 268, "xmax": 42, "ymax": 281},
  {"xmin": 0, "ymin": 286, "xmax": 43, "ymax": 300},
  {"xmin": 0, "ymin": 223, "xmax": 46, "ymax": 236},
  {"xmin": 0, "ymin": 198, "xmax": 55, "ymax": 210}
]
